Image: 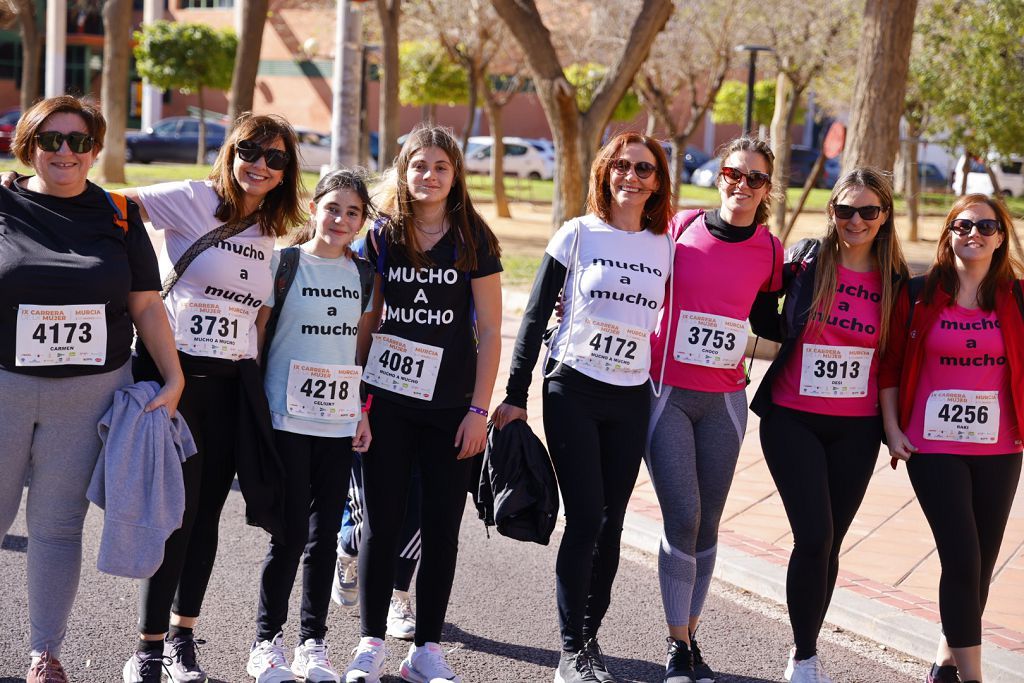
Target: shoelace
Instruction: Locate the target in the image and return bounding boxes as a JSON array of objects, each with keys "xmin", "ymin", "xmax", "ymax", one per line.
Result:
[
  {"xmin": 340, "ymin": 557, "xmax": 358, "ymax": 584},
  {"xmin": 258, "ymin": 638, "xmax": 290, "ymax": 668},
  {"xmin": 418, "ymin": 647, "xmax": 457, "ymax": 677},
  {"xmin": 689, "ymin": 636, "xmax": 706, "ymax": 668},
  {"xmin": 350, "ymin": 642, "xmax": 382, "ymax": 671},
  {"xmin": 666, "ymin": 638, "xmax": 692, "ymax": 671},
  {"xmin": 137, "ymin": 654, "xmax": 173, "ymax": 682},
  {"xmin": 583, "ymin": 638, "xmax": 607, "ymax": 672},
  {"xmin": 168, "ymin": 637, "xmax": 206, "ymax": 670},
  {"xmin": 30, "ymin": 652, "xmax": 68, "ymax": 683},
  {"xmin": 303, "ymin": 641, "xmax": 332, "ymax": 667},
  {"xmin": 393, "ymin": 595, "xmax": 414, "ymax": 619},
  {"xmin": 571, "ymin": 649, "xmax": 600, "ymax": 682}
]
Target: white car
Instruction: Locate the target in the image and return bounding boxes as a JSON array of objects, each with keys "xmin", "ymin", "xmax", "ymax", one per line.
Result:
[
  {"xmin": 464, "ymin": 136, "xmax": 555, "ymax": 180},
  {"xmin": 951, "ymin": 154, "xmax": 1024, "ymax": 197}
]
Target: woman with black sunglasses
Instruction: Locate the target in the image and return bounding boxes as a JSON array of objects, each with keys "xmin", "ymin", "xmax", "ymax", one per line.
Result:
[
  {"xmin": 880, "ymin": 194, "xmax": 1023, "ymax": 683},
  {"xmin": 749, "ymin": 168, "xmax": 909, "ymax": 683},
  {"xmin": 645, "ymin": 137, "xmax": 783, "ymax": 683},
  {"xmin": 0, "ymin": 96, "xmax": 184, "ymax": 683},
  {"xmin": 494, "ymin": 132, "xmax": 674, "ymax": 683}
]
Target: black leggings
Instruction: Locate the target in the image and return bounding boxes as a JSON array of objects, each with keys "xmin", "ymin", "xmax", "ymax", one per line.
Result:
[
  {"xmin": 543, "ymin": 366, "xmax": 649, "ymax": 653},
  {"xmin": 139, "ymin": 374, "xmax": 240, "ymax": 635},
  {"xmin": 759, "ymin": 406, "xmax": 882, "ymax": 660},
  {"xmin": 358, "ymin": 397, "xmax": 471, "ymax": 646},
  {"xmin": 907, "ymin": 451, "xmax": 1021, "ymax": 648},
  {"xmin": 256, "ymin": 430, "xmax": 353, "ymax": 642}
]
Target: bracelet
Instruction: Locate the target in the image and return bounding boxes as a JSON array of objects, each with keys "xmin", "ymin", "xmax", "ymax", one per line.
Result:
[
  {"xmin": 468, "ymin": 405, "xmax": 488, "ymax": 417},
  {"xmin": 361, "ymin": 395, "xmax": 373, "ymax": 413}
]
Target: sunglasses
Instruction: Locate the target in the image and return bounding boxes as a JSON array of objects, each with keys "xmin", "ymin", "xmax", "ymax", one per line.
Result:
[
  {"xmin": 34, "ymin": 131, "xmax": 95, "ymax": 154},
  {"xmin": 832, "ymin": 204, "xmax": 883, "ymax": 221},
  {"xmin": 720, "ymin": 166, "xmax": 770, "ymax": 189},
  {"xmin": 610, "ymin": 158, "xmax": 657, "ymax": 179},
  {"xmin": 235, "ymin": 140, "xmax": 290, "ymax": 171},
  {"xmin": 948, "ymin": 218, "xmax": 1002, "ymax": 237}
]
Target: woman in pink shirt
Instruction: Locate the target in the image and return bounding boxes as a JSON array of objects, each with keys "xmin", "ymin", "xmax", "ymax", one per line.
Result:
[
  {"xmin": 749, "ymin": 168, "xmax": 909, "ymax": 683},
  {"xmin": 647, "ymin": 137, "xmax": 783, "ymax": 683},
  {"xmin": 880, "ymin": 194, "xmax": 1023, "ymax": 683}
]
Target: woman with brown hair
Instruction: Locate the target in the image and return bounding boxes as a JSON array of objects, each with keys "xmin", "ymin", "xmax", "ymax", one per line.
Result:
[
  {"xmin": 493, "ymin": 132, "xmax": 674, "ymax": 683},
  {"xmin": 0, "ymin": 95, "xmax": 183, "ymax": 682},
  {"xmin": 880, "ymin": 194, "xmax": 1023, "ymax": 683},
  {"xmin": 750, "ymin": 168, "xmax": 909, "ymax": 682}
]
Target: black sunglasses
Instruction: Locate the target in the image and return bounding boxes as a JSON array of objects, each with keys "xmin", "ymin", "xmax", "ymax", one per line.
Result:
[
  {"xmin": 949, "ymin": 218, "xmax": 1002, "ymax": 237},
  {"xmin": 235, "ymin": 139, "xmax": 290, "ymax": 171},
  {"xmin": 832, "ymin": 203, "xmax": 883, "ymax": 221},
  {"xmin": 34, "ymin": 131, "xmax": 95, "ymax": 154},
  {"xmin": 720, "ymin": 166, "xmax": 770, "ymax": 189},
  {"xmin": 610, "ymin": 158, "xmax": 657, "ymax": 179}
]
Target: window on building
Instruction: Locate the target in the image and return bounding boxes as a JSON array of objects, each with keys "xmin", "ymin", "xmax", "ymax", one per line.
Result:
[
  {"xmin": 180, "ymin": 0, "xmax": 234, "ymax": 8},
  {"xmin": 0, "ymin": 42, "xmax": 22, "ymax": 82}
]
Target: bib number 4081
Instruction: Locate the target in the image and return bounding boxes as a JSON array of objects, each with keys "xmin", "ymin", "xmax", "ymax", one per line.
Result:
[
  {"xmin": 31, "ymin": 322, "xmax": 92, "ymax": 345},
  {"xmin": 377, "ymin": 349, "xmax": 425, "ymax": 378}
]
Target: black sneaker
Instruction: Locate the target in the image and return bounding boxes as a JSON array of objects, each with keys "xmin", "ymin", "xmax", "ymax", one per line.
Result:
[
  {"xmin": 164, "ymin": 636, "xmax": 208, "ymax": 682},
  {"xmin": 664, "ymin": 637, "xmax": 695, "ymax": 683},
  {"xmin": 689, "ymin": 633, "xmax": 715, "ymax": 683},
  {"xmin": 583, "ymin": 638, "xmax": 616, "ymax": 683},
  {"xmin": 927, "ymin": 663, "xmax": 962, "ymax": 683},
  {"xmin": 555, "ymin": 649, "xmax": 600, "ymax": 683},
  {"xmin": 122, "ymin": 649, "xmax": 171, "ymax": 683}
]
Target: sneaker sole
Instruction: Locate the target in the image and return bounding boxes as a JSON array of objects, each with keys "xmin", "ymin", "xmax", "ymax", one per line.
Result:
[
  {"xmin": 399, "ymin": 661, "xmax": 460, "ymax": 683},
  {"xmin": 386, "ymin": 627, "xmax": 415, "ymax": 641}
]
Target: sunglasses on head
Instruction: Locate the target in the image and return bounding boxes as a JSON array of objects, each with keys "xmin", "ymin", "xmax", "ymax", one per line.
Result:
[
  {"xmin": 235, "ymin": 139, "xmax": 290, "ymax": 171},
  {"xmin": 610, "ymin": 158, "xmax": 657, "ymax": 179},
  {"xmin": 832, "ymin": 203, "xmax": 883, "ymax": 221},
  {"xmin": 720, "ymin": 166, "xmax": 770, "ymax": 189},
  {"xmin": 948, "ymin": 218, "xmax": 1002, "ymax": 237},
  {"xmin": 34, "ymin": 131, "xmax": 95, "ymax": 154}
]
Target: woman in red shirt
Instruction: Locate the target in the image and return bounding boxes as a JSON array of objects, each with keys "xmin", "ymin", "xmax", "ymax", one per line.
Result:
[{"xmin": 880, "ymin": 193, "xmax": 1024, "ymax": 683}]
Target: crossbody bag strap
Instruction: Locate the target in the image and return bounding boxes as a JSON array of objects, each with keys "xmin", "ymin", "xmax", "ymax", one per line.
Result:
[{"xmin": 160, "ymin": 217, "xmax": 256, "ymax": 299}]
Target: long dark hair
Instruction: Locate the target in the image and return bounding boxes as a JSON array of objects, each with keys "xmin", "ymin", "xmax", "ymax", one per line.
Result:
[
  {"xmin": 586, "ymin": 132, "xmax": 671, "ymax": 234},
  {"xmin": 373, "ymin": 124, "xmax": 501, "ymax": 270},
  {"xmin": 289, "ymin": 167, "xmax": 377, "ymax": 255}
]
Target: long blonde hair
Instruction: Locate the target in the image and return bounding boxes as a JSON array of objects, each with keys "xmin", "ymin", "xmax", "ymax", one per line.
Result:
[{"xmin": 807, "ymin": 168, "xmax": 909, "ymax": 352}]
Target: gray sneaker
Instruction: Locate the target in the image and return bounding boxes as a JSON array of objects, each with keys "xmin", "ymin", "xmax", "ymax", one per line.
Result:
[
  {"xmin": 164, "ymin": 636, "xmax": 208, "ymax": 682},
  {"xmin": 123, "ymin": 649, "xmax": 171, "ymax": 683},
  {"xmin": 554, "ymin": 650, "xmax": 600, "ymax": 683}
]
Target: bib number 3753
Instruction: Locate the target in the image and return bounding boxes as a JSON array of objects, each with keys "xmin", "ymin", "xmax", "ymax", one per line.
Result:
[
  {"xmin": 16, "ymin": 304, "xmax": 107, "ymax": 366},
  {"xmin": 362, "ymin": 334, "xmax": 443, "ymax": 400},
  {"xmin": 924, "ymin": 389, "xmax": 999, "ymax": 443},
  {"xmin": 286, "ymin": 361, "xmax": 361, "ymax": 421},
  {"xmin": 673, "ymin": 311, "xmax": 747, "ymax": 369}
]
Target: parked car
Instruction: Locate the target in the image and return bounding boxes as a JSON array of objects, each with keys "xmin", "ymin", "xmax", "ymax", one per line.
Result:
[
  {"xmin": 916, "ymin": 162, "xmax": 951, "ymax": 193},
  {"xmin": 0, "ymin": 108, "xmax": 20, "ymax": 154},
  {"xmin": 691, "ymin": 158, "xmax": 720, "ymax": 187},
  {"xmin": 295, "ymin": 128, "xmax": 331, "ymax": 172},
  {"xmin": 465, "ymin": 136, "xmax": 555, "ymax": 180},
  {"xmin": 951, "ymin": 154, "xmax": 1024, "ymax": 197},
  {"xmin": 525, "ymin": 137, "xmax": 555, "ymax": 162},
  {"xmin": 690, "ymin": 148, "xmax": 840, "ymax": 189},
  {"xmin": 125, "ymin": 117, "xmax": 226, "ymax": 164},
  {"xmin": 660, "ymin": 143, "xmax": 711, "ymax": 183}
]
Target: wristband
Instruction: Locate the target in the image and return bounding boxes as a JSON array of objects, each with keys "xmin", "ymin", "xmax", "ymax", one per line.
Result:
[
  {"xmin": 361, "ymin": 395, "xmax": 373, "ymax": 413},
  {"xmin": 468, "ymin": 405, "xmax": 488, "ymax": 417}
]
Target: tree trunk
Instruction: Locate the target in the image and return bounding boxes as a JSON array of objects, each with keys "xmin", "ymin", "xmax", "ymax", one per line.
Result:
[
  {"xmin": 227, "ymin": 0, "xmax": 269, "ymax": 123},
  {"xmin": 11, "ymin": 0, "xmax": 40, "ymax": 112},
  {"xmin": 906, "ymin": 130, "xmax": 920, "ymax": 242},
  {"xmin": 461, "ymin": 67, "xmax": 479, "ymax": 154},
  {"xmin": 331, "ymin": 0, "xmax": 362, "ymax": 170},
  {"xmin": 959, "ymin": 153, "xmax": 971, "ymax": 195},
  {"xmin": 985, "ymin": 163, "xmax": 1003, "ymax": 197},
  {"xmin": 842, "ymin": 0, "xmax": 918, "ymax": 174},
  {"xmin": 670, "ymin": 135, "xmax": 688, "ymax": 210},
  {"xmin": 769, "ymin": 71, "xmax": 799, "ymax": 234},
  {"xmin": 97, "ymin": 0, "xmax": 131, "ymax": 184},
  {"xmin": 197, "ymin": 87, "xmax": 207, "ymax": 165},
  {"xmin": 376, "ymin": 0, "xmax": 401, "ymax": 169},
  {"xmin": 481, "ymin": 84, "xmax": 510, "ymax": 218}
]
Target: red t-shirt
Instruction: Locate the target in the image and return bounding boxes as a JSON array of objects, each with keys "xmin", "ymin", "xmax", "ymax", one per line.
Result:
[
  {"xmin": 773, "ymin": 265, "xmax": 883, "ymax": 416},
  {"xmin": 906, "ymin": 304, "xmax": 1022, "ymax": 455}
]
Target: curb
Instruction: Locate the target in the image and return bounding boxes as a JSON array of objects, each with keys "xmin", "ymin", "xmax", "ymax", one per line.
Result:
[{"xmin": 622, "ymin": 510, "xmax": 1024, "ymax": 683}]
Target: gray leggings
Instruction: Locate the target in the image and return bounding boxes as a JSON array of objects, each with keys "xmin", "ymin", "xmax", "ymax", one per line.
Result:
[
  {"xmin": 0, "ymin": 362, "xmax": 132, "ymax": 658},
  {"xmin": 645, "ymin": 386, "xmax": 747, "ymax": 627}
]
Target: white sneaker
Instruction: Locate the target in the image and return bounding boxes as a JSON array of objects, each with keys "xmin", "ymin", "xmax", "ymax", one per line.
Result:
[
  {"xmin": 344, "ymin": 637, "xmax": 386, "ymax": 683},
  {"xmin": 247, "ymin": 633, "xmax": 297, "ymax": 682},
  {"xmin": 332, "ymin": 552, "xmax": 359, "ymax": 607},
  {"xmin": 292, "ymin": 639, "xmax": 340, "ymax": 682},
  {"xmin": 399, "ymin": 642, "xmax": 461, "ymax": 683},
  {"xmin": 787, "ymin": 651, "xmax": 834, "ymax": 683},
  {"xmin": 784, "ymin": 647, "xmax": 796, "ymax": 681},
  {"xmin": 386, "ymin": 590, "xmax": 416, "ymax": 641}
]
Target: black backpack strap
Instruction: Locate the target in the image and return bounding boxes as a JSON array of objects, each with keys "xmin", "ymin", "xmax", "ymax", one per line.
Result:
[
  {"xmin": 160, "ymin": 217, "xmax": 255, "ymax": 298},
  {"xmin": 261, "ymin": 246, "xmax": 301, "ymax": 360},
  {"xmin": 354, "ymin": 256, "xmax": 375, "ymax": 312},
  {"xmin": 905, "ymin": 275, "xmax": 927, "ymax": 331}
]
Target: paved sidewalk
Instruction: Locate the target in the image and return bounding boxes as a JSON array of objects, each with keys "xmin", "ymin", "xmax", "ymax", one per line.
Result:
[{"xmin": 497, "ymin": 289, "xmax": 1024, "ymax": 683}]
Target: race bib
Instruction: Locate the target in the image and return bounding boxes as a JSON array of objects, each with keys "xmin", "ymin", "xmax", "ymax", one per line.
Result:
[
  {"xmin": 286, "ymin": 361, "xmax": 362, "ymax": 422},
  {"xmin": 799, "ymin": 344, "xmax": 874, "ymax": 397},
  {"xmin": 924, "ymin": 390, "xmax": 1000, "ymax": 443},
  {"xmin": 362, "ymin": 334, "xmax": 443, "ymax": 400},
  {"xmin": 571, "ymin": 316, "xmax": 650, "ymax": 375},
  {"xmin": 15, "ymin": 304, "xmax": 107, "ymax": 366},
  {"xmin": 673, "ymin": 311, "xmax": 748, "ymax": 369},
  {"xmin": 175, "ymin": 299, "xmax": 252, "ymax": 360}
]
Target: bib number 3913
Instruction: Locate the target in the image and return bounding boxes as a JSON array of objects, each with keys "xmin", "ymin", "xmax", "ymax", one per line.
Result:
[
  {"xmin": 362, "ymin": 334, "xmax": 443, "ymax": 400},
  {"xmin": 175, "ymin": 299, "xmax": 251, "ymax": 360},
  {"xmin": 16, "ymin": 304, "xmax": 107, "ymax": 366},
  {"xmin": 572, "ymin": 316, "xmax": 649, "ymax": 375},
  {"xmin": 673, "ymin": 311, "xmax": 747, "ymax": 369},
  {"xmin": 924, "ymin": 389, "xmax": 999, "ymax": 443},
  {"xmin": 286, "ymin": 361, "xmax": 362, "ymax": 421},
  {"xmin": 799, "ymin": 344, "xmax": 874, "ymax": 397}
]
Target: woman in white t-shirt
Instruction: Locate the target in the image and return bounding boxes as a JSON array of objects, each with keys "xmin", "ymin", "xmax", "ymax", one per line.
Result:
[
  {"xmin": 117, "ymin": 114, "xmax": 306, "ymax": 683},
  {"xmin": 493, "ymin": 132, "xmax": 674, "ymax": 683}
]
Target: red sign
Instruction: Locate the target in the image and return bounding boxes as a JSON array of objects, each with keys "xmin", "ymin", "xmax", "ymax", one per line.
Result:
[{"xmin": 823, "ymin": 122, "xmax": 846, "ymax": 159}]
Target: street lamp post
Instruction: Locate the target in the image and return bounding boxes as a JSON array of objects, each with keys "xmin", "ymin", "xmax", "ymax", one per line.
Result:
[{"xmin": 734, "ymin": 44, "xmax": 772, "ymax": 136}]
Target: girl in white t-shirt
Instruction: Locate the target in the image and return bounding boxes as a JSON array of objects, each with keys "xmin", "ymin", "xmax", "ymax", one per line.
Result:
[
  {"xmin": 244, "ymin": 169, "xmax": 375, "ymax": 683},
  {"xmin": 493, "ymin": 132, "xmax": 674, "ymax": 683}
]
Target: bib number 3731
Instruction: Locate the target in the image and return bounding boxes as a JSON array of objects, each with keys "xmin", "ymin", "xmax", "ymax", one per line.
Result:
[
  {"xmin": 673, "ymin": 311, "xmax": 747, "ymax": 369},
  {"xmin": 362, "ymin": 334, "xmax": 443, "ymax": 401},
  {"xmin": 924, "ymin": 389, "xmax": 999, "ymax": 443},
  {"xmin": 175, "ymin": 299, "xmax": 251, "ymax": 360},
  {"xmin": 286, "ymin": 361, "xmax": 361, "ymax": 421},
  {"xmin": 16, "ymin": 304, "xmax": 107, "ymax": 366}
]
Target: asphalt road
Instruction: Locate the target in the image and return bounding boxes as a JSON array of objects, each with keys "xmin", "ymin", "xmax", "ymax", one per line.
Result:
[{"xmin": 1, "ymin": 485, "xmax": 924, "ymax": 682}]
